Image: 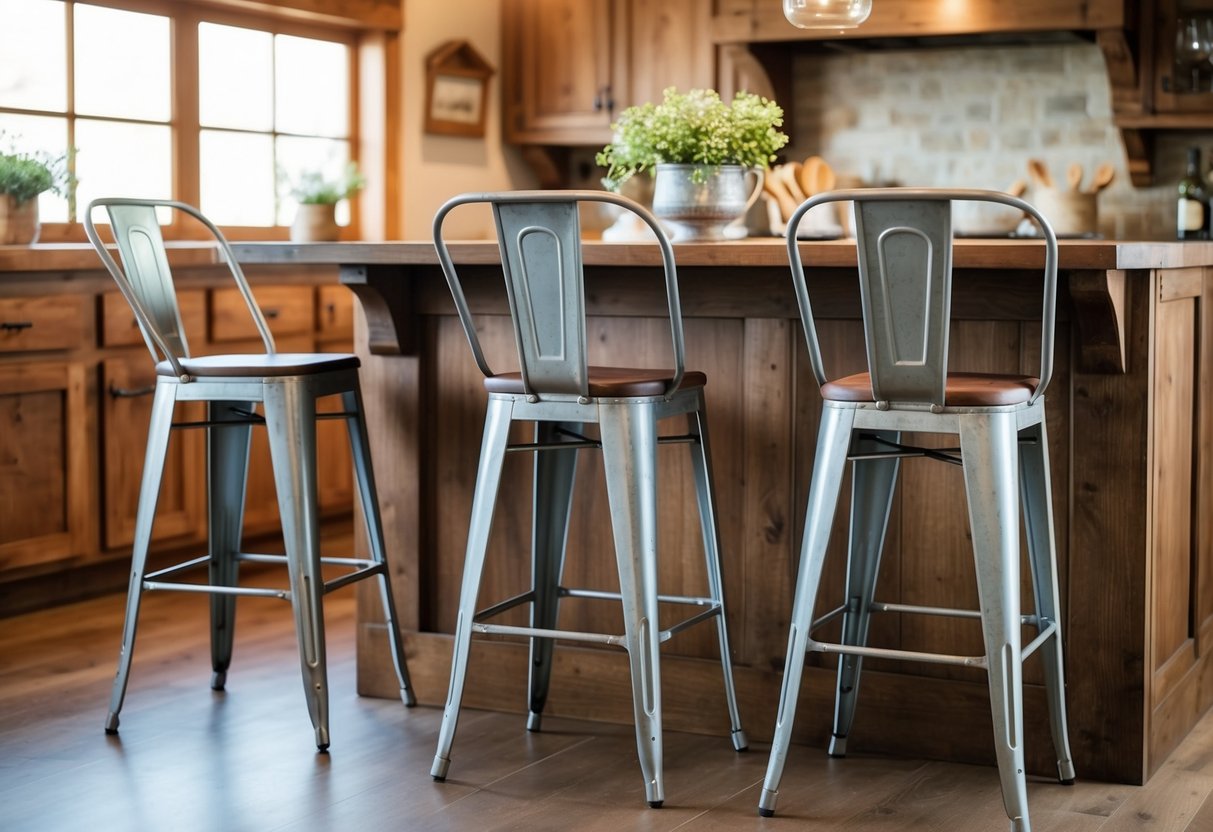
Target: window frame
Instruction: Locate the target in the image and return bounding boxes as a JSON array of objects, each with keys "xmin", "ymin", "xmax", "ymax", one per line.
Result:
[{"xmin": 6, "ymin": 0, "xmax": 367, "ymax": 242}]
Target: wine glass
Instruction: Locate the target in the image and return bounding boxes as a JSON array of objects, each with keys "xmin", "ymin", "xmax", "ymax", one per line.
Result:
[{"xmin": 1176, "ymin": 15, "xmax": 1213, "ymax": 93}]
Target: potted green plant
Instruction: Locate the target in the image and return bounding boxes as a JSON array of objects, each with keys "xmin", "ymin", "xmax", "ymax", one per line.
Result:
[
  {"xmin": 597, "ymin": 87, "xmax": 789, "ymax": 241},
  {"xmin": 285, "ymin": 160, "xmax": 365, "ymax": 242},
  {"xmin": 0, "ymin": 135, "xmax": 73, "ymax": 245}
]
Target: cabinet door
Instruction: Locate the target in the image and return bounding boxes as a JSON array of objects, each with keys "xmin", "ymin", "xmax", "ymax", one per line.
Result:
[
  {"xmin": 0, "ymin": 362, "xmax": 93, "ymax": 572},
  {"xmin": 505, "ymin": 0, "xmax": 620, "ymax": 142},
  {"xmin": 101, "ymin": 356, "xmax": 205, "ymax": 551},
  {"xmin": 1154, "ymin": 0, "xmax": 1213, "ymax": 112},
  {"xmin": 627, "ymin": 0, "xmax": 713, "ymax": 108}
]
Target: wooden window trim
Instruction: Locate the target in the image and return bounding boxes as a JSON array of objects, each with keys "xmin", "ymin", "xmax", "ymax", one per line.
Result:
[{"xmin": 17, "ymin": 0, "xmax": 396, "ymax": 243}]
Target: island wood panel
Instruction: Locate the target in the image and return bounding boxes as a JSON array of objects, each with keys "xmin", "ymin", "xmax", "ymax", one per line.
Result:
[
  {"xmin": 420, "ymin": 313, "xmax": 748, "ymax": 661},
  {"xmin": 1067, "ymin": 270, "xmax": 1152, "ymax": 784},
  {"xmin": 322, "ymin": 249, "xmax": 1213, "ymax": 787},
  {"xmin": 1150, "ymin": 269, "xmax": 1199, "ymax": 708},
  {"xmin": 738, "ymin": 317, "xmax": 797, "ymax": 671},
  {"xmin": 1147, "ymin": 266, "xmax": 1213, "ymax": 778}
]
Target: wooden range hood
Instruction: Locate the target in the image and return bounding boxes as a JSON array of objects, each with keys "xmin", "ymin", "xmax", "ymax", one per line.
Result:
[{"xmin": 711, "ymin": 0, "xmax": 1171, "ymax": 187}]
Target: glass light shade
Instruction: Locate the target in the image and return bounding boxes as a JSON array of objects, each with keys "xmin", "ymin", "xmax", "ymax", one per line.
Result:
[{"xmin": 783, "ymin": 0, "xmax": 872, "ymax": 29}]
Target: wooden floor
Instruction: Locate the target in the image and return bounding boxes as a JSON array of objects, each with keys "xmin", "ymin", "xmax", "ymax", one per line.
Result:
[{"xmin": 4, "ymin": 586, "xmax": 1213, "ymax": 832}]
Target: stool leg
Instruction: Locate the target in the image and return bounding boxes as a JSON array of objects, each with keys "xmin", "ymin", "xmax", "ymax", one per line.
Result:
[
  {"xmin": 688, "ymin": 401, "xmax": 747, "ymax": 752},
  {"xmin": 527, "ymin": 420, "xmax": 580, "ymax": 733},
  {"xmin": 830, "ymin": 429, "xmax": 900, "ymax": 758},
  {"xmin": 207, "ymin": 400, "xmax": 254, "ymax": 691},
  {"xmin": 961, "ymin": 413, "xmax": 1030, "ymax": 832},
  {"xmin": 759, "ymin": 405, "xmax": 856, "ymax": 818},
  {"xmin": 343, "ymin": 387, "xmax": 415, "ymax": 707},
  {"xmin": 264, "ymin": 380, "xmax": 328, "ymax": 750},
  {"xmin": 601, "ymin": 401, "xmax": 664, "ymax": 808},
  {"xmin": 1019, "ymin": 416, "xmax": 1076, "ymax": 784},
  {"xmin": 432, "ymin": 397, "xmax": 514, "ymax": 781},
  {"xmin": 106, "ymin": 381, "xmax": 177, "ymax": 734}
]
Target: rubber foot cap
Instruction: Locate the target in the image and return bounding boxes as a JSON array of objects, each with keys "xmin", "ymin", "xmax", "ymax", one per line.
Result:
[
  {"xmin": 432, "ymin": 775, "xmax": 445, "ymax": 782},
  {"xmin": 648, "ymin": 801, "xmax": 663, "ymax": 809},
  {"xmin": 104, "ymin": 727, "xmax": 119, "ymax": 736},
  {"xmin": 1060, "ymin": 778, "xmax": 1076, "ymax": 786},
  {"xmin": 758, "ymin": 808, "xmax": 775, "ymax": 818}
]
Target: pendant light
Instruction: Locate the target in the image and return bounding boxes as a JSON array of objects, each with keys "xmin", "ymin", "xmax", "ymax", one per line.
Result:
[{"xmin": 783, "ymin": 0, "xmax": 872, "ymax": 29}]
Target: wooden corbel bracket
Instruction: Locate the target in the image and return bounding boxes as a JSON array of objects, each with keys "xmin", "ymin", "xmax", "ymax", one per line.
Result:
[
  {"xmin": 340, "ymin": 264, "xmax": 418, "ymax": 356},
  {"xmin": 1068, "ymin": 269, "xmax": 1128, "ymax": 374}
]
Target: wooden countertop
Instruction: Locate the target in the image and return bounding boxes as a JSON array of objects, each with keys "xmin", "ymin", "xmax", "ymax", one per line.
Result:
[{"xmin": 4, "ymin": 238, "xmax": 1213, "ymax": 274}]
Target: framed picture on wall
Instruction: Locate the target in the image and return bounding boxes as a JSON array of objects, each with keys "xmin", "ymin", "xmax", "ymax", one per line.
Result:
[{"xmin": 424, "ymin": 40, "xmax": 495, "ymax": 138}]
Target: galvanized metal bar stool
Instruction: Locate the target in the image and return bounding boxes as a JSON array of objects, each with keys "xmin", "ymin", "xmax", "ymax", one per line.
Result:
[
  {"xmin": 84, "ymin": 198, "xmax": 414, "ymax": 750},
  {"xmin": 758, "ymin": 189, "xmax": 1076, "ymax": 832},
  {"xmin": 430, "ymin": 191, "xmax": 747, "ymax": 807}
]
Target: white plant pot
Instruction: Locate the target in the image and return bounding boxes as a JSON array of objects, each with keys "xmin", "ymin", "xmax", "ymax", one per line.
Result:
[
  {"xmin": 0, "ymin": 195, "xmax": 40, "ymax": 245},
  {"xmin": 290, "ymin": 203, "xmax": 339, "ymax": 242}
]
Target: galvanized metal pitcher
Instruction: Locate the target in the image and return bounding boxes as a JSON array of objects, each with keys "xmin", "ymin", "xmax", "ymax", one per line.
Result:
[{"xmin": 651, "ymin": 164, "xmax": 764, "ymax": 242}]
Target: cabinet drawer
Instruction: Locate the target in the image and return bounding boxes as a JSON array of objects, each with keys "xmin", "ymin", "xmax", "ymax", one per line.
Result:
[
  {"xmin": 316, "ymin": 285, "xmax": 354, "ymax": 343},
  {"xmin": 0, "ymin": 295, "xmax": 91, "ymax": 353},
  {"xmin": 210, "ymin": 285, "xmax": 313, "ymax": 343},
  {"xmin": 102, "ymin": 290, "xmax": 207, "ymax": 349}
]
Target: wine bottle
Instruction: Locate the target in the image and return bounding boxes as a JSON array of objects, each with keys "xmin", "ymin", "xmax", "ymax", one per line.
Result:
[{"xmin": 1178, "ymin": 147, "xmax": 1209, "ymax": 240}]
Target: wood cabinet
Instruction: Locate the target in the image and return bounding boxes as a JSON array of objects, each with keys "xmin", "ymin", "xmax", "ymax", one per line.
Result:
[
  {"xmin": 1151, "ymin": 0, "xmax": 1213, "ymax": 113},
  {"xmin": 0, "ymin": 265, "xmax": 358, "ymax": 612},
  {"xmin": 503, "ymin": 0, "xmax": 621, "ymax": 143},
  {"xmin": 0, "ymin": 361, "xmax": 94, "ymax": 572},
  {"xmin": 502, "ymin": 0, "xmax": 713, "ymax": 146}
]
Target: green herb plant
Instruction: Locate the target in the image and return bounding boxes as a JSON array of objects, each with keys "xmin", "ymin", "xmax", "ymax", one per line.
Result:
[
  {"xmin": 596, "ymin": 87, "xmax": 789, "ymax": 191},
  {"xmin": 0, "ymin": 133, "xmax": 74, "ymax": 205},
  {"xmin": 286, "ymin": 160, "xmax": 366, "ymax": 205}
]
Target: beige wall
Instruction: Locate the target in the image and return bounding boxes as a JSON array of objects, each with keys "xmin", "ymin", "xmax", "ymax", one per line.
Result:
[{"xmin": 400, "ymin": 0, "xmax": 534, "ymax": 239}]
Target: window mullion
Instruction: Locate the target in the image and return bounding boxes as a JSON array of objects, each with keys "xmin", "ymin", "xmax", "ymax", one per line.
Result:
[{"xmin": 173, "ymin": 6, "xmax": 202, "ymax": 237}]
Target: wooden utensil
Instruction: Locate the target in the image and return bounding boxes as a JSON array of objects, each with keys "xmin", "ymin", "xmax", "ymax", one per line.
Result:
[
  {"xmin": 763, "ymin": 166, "xmax": 798, "ymax": 221},
  {"xmin": 1006, "ymin": 179, "xmax": 1027, "ymax": 198},
  {"xmin": 800, "ymin": 155, "xmax": 836, "ymax": 196},
  {"xmin": 1066, "ymin": 163, "xmax": 1083, "ymax": 192},
  {"xmin": 1087, "ymin": 162, "xmax": 1115, "ymax": 194},
  {"xmin": 781, "ymin": 162, "xmax": 807, "ymax": 202},
  {"xmin": 1027, "ymin": 158, "xmax": 1054, "ymax": 189}
]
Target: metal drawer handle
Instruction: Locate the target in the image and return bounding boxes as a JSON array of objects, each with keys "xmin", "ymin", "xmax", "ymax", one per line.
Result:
[
  {"xmin": 1, "ymin": 321, "xmax": 34, "ymax": 331},
  {"xmin": 108, "ymin": 382, "xmax": 157, "ymax": 399}
]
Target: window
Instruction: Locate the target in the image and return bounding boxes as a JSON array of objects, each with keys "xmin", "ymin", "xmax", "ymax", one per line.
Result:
[{"xmin": 0, "ymin": 0, "xmax": 358, "ymax": 238}]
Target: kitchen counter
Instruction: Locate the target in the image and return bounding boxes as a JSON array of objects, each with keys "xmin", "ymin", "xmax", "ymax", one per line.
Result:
[
  {"xmin": 227, "ymin": 237, "xmax": 1213, "ymax": 787},
  {"xmin": 15, "ymin": 236, "xmax": 1199, "ymax": 787}
]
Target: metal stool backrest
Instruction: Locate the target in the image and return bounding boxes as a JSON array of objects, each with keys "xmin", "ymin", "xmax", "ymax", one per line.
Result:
[
  {"xmin": 786, "ymin": 188, "xmax": 1059, "ymax": 408},
  {"xmin": 433, "ymin": 191, "xmax": 685, "ymax": 400},
  {"xmin": 84, "ymin": 198, "xmax": 276, "ymax": 379}
]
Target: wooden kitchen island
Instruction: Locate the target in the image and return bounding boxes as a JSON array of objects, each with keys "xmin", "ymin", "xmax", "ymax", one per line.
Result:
[{"xmin": 234, "ymin": 237, "xmax": 1213, "ymax": 786}]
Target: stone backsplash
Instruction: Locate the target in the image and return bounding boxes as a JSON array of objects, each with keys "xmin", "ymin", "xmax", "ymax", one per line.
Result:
[{"xmin": 788, "ymin": 41, "xmax": 1212, "ymax": 240}]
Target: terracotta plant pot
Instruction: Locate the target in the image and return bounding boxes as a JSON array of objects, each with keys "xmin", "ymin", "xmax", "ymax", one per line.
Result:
[
  {"xmin": 0, "ymin": 195, "xmax": 40, "ymax": 245},
  {"xmin": 290, "ymin": 203, "xmax": 339, "ymax": 242}
]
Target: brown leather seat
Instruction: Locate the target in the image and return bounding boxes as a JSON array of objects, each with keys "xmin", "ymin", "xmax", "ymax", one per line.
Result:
[
  {"xmin": 156, "ymin": 353, "xmax": 361, "ymax": 377},
  {"xmin": 483, "ymin": 366, "xmax": 707, "ymax": 398},
  {"xmin": 821, "ymin": 371, "xmax": 1040, "ymax": 407}
]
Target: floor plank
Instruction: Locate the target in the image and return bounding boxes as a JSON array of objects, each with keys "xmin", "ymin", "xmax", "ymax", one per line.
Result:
[{"xmin": 3, "ymin": 578, "xmax": 1213, "ymax": 831}]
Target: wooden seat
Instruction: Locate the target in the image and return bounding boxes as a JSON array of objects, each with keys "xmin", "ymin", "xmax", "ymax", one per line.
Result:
[
  {"xmin": 821, "ymin": 371, "xmax": 1039, "ymax": 406},
  {"xmin": 483, "ymin": 367, "xmax": 708, "ymax": 397},
  {"xmin": 431, "ymin": 190, "xmax": 746, "ymax": 808},
  {"xmin": 85, "ymin": 198, "xmax": 414, "ymax": 752},
  {"xmin": 760, "ymin": 189, "xmax": 1076, "ymax": 832},
  {"xmin": 156, "ymin": 353, "xmax": 361, "ymax": 377}
]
